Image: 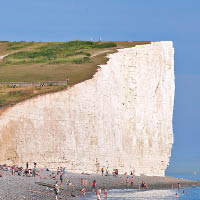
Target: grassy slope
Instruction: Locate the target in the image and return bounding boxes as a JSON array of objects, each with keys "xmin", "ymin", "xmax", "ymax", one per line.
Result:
[{"xmin": 0, "ymin": 41, "xmax": 150, "ymax": 107}]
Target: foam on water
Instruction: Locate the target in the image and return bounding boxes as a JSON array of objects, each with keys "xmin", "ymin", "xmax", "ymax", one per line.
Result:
[
  {"xmin": 79, "ymin": 187, "xmax": 200, "ymax": 200},
  {"xmin": 106, "ymin": 189, "xmax": 176, "ymax": 199}
]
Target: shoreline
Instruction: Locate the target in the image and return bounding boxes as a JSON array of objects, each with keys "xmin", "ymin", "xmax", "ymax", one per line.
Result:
[{"xmin": 0, "ymin": 169, "xmax": 200, "ymax": 199}]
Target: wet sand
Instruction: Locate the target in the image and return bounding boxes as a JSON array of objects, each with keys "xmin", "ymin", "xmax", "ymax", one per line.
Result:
[{"xmin": 0, "ymin": 170, "xmax": 199, "ymax": 199}]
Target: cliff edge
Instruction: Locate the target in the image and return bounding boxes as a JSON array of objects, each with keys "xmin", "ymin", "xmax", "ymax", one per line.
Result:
[{"xmin": 0, "ymin": 41, "xmax": 175, "ymax": 176}]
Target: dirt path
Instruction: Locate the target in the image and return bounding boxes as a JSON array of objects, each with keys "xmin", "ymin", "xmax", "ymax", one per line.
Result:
[
  {"xmin": 91, "ymin": 50, "xmax": 111, "ymax": 57},
  {"xmin": 0, "ymin": 54, "xmax": 8, "ymax": 60}
]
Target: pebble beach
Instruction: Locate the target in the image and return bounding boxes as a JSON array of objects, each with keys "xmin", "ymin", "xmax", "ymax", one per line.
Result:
[{"xmin": 0, "ymin": 169, "xmax": 200, "ymax": 200}]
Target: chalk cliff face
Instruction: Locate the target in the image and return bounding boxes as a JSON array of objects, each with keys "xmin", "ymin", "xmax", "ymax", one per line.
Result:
[{"xmin": 0, "ymin": 42, "xmax": 175, "ymax": 176}]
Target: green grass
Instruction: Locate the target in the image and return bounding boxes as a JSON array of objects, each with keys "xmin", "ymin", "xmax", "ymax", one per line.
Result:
[
  {"xmin": 4, "ymin": 41, "xmax": 116, "ymax": 65},
  {"xmin": 7, "ymin": 41, "xmax": 35, "ymax": 50},
  {"xmin": 0, "ymin": 41, "xmax": 151, "ymax": 108}
]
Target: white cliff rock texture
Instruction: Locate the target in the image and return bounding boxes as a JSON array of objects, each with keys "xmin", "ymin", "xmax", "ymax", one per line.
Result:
[{"xmin": 0, "ymin": 42, "xmax": 175, "ymax": 176}]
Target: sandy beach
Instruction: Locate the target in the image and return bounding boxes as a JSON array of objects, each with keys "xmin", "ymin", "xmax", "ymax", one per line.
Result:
[{"xmin": 0, "ymin": 169, "xmax": 199, "ymax": 200}]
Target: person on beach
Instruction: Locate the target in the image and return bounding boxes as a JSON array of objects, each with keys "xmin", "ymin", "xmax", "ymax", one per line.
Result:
[
  {"xmin": 92, "ymin": 180, "xmax": 97, "ymax": 192},
  {"xmin": 81, "ymin": 187, "xmax": 86, "ymax": 196},
  {"xmin": 32, "ymin": 167, "xmax": 36, "ymax": 177},
  {"xmin": 60, "ymin": 172, "xmax": 64, "ymax": 185},
  {"xmin": 97, "ymin": 188, "xmax": 102, "ymax": 199},
  {"xmin": 115, "ymin": 169, "xmax": 118, "ymax": 176},
  {"xmin": 97, "ymin": 194, "xmax": 101, "ymax": 200},
  {"xmin": 54, "ymin": 181, "xmax": 60, "ymax": 200},
  {"xmin": 140, "ymin": 181, "xmax": 148, "ymax": 189},
  {"xmin": 104, "ymin": 188, "xmax": 108, "ymax": 199},
  {"xmin": 0, "ymin": 172, "xmax": 4, "ymax": 178},
  {"xmin": 57, "ymin": 167, "xmax": 61, "ymax": 175},
  {"xmin": 81, "ymin": 178, "xmax": 88, "ymax": 186},
  {"xmin": 28, "ymin": 168, "xmax": 32, "ymax": 177},
  {"xmin": 26, "ymin": 162, "xmax": 29, "ymax": 169},
  {"xmin": 50, "ymin": 172, "xmax": 57, "ymax": 179},
  {"xmin": 11, "ymin": 165, "xmax": 15, "ymax": 176},
  {"xmin": 106, "ymin": 167, "xmax": 109, "ymax": 176},
  {"xmin": 178, "ymin": 183, "xmax": 181, "ymax": 190},
  {"xmin": 130, "ymin": 176, "xmax": 134, "ymax": 186},
  {"xmin": 101, "ymin": 167, "xmax": 104, "ymax": 176}
]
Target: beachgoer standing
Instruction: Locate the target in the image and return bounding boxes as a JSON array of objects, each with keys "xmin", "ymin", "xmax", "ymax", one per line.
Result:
[
  {"xmin": 92, "ymin": 180, "xmax": 97, "ymax": 192},
  {"xmin": 60, "ymin": 172, "xmax": 64, "ymax": 185},
  {"xmin": 106, "ymin": 167, "xmax": 109, "ymax": 176},
  {"xmin": 96, "ymin": 188, "xmax": 102, "ymax": 200},
  {"xmin": 54, "ymin": 181, "xmax": 59, "ymax": 200},
  {"xmin": 26, "ymin": 162, "xmax": 28, "ymax": 169},
  {"xmin": 101, "ymin": 167, "xmax": 104, "ymax": 176},
  {"xmin": 104, "ymin": 189, "xmax": 108, "ymax": 199},
  {"xmin": 81, "ymin": 178, "xmax": 88, "ymax": 186},
  {"xmin": 32, "ymin": 168, "xmax": 36, "ymax": 177},
  {"xmin": 11, "ymin": 165, "xmax": 15, "ymax": 176},
  {"xmin": 34, "ymin": 162, "xmax": 37, "ymax": 168},
  {"xmin": 97, "ymin": 194, "xmax": 101, "ymax": 200},
  {"xmin": 178, "ymin": 183, "xmax": 180, "ymax": 190},
  {"xmin": 97, "ymin": 188, "xmax": 102, "ymax": 197}
]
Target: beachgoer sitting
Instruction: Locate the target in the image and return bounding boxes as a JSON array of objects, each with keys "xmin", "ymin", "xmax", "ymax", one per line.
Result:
[
  {"xmin": 140, "ymin": 181, "xmax": 148, "ymax": 189},
  {"xmin": 50, "ymin": 173, "xmax": 57, "ymax": 179},
  {"xmin": 36, "ymin": 170, "xmax": 40, "ymax": 176},
  {"xmin": 24, "ymin": 168, "xmax": 29, "ymax": 176},
  {"xmin": 115, "ymin": 169, "xmax": 118, "ymax": 176},
  {"xmin": 66, "ymin": 179, "xmax": 72, "ymax": 186}
]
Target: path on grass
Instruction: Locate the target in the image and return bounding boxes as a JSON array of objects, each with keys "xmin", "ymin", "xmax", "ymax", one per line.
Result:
[
  {"xmin": 0, "ymin": 54, "xmax": 8, "ymax": 60},
  {"xmin": 91, "ymin": 50, "xmax": 112, "ymax": 57}
]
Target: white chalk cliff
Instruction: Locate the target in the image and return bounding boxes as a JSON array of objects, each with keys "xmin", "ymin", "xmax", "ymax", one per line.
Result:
[{"xmin": 0, "ymin": 42, "xmax": 175, "ymax": 176}]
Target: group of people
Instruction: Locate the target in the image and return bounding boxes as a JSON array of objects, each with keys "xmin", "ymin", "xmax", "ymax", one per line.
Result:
[
  {"xmin": 80, "ymin": 179, "xmax": 108, "ymax": 199},
  {"xmin": 1, "ymin": 163, "xmax": 183, "ymax": 199},
  {"xmin": 96, "ymin": 188, "xmax": 108, "ymax": 200},
  {"xmin": 92, "ymin": 180, "xmax": 108, "ymax": 200},
  {"xmin": 101, "ymin": 167, "xmax": 119, "ymax": 176},
  {"xmin": 0, "ymin": 163, "xmax": 39, "ymax": 177}
]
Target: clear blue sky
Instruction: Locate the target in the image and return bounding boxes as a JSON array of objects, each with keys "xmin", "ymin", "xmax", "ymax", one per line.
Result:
[{"xmin": 1, "ymin": 0, "xmax": 200, "ymax": 174}]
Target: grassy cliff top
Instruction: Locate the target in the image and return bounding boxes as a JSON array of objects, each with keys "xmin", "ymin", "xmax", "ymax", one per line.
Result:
[{"xmin": 0, "ymin": 41, "xmax": 150, "ymax": 108}]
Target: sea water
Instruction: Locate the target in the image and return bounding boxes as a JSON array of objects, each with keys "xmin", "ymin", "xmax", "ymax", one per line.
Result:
[{"xmin": 80, "ymin": 187, "xmax": 200, "ymax": 200}]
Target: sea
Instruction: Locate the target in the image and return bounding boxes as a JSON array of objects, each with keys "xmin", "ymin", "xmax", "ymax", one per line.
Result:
[{"xmin": 78, "ymin": 173, "xmax": 200, "ymax": 200}]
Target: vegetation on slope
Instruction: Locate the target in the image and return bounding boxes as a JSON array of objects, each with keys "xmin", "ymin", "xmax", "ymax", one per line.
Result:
[
  {"xmin": 4, "ymin": 41, "xmax": 116, "ymax": 65},
  {"xmin": 0, "ymin": 41, "xmax": 150, "ymax": 108}
]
